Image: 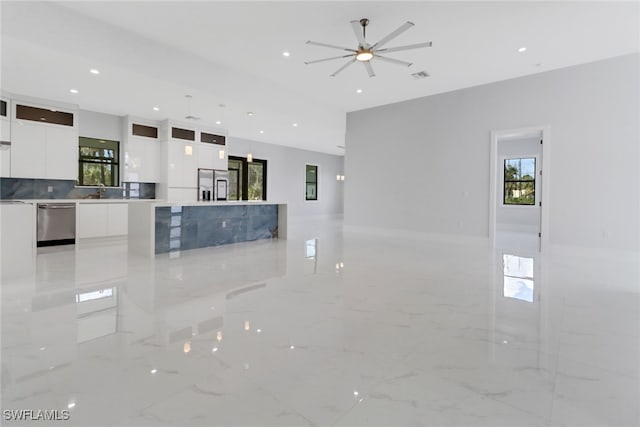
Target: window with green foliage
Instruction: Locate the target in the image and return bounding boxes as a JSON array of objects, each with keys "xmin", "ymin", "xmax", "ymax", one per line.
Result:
[
  {"xmin": 228, "ymin": 156, "xmax": 267, "ymax": 201},
  {"xmin": 306, "ymin": 165, "xmax": 317, "ymax": 201},
  {"xmin": 504, "ymin": 158, "xmax": 535, "ymax": 205},
  {"xmin": 78, "ymin": 137, "xmax": 119, "ymax": 186}
]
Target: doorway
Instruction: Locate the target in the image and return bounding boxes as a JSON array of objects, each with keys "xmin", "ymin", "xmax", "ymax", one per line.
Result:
[{"xmin": 489, "ymin": 126, "xmax": 550, "ymax": 252}]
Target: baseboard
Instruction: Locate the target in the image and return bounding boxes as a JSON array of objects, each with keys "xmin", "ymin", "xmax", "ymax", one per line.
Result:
[
  {"xmin": 548, "ymin": 244, "xmax": 640, "ymax": 263},
  {"xmin": 343, "ymin": 224, "xmax": 489, "ymax": 247}
]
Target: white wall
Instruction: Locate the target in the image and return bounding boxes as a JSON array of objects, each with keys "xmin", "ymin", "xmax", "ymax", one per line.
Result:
[
  {"xmin": 228, "ymin": 137, "xmax": 344, "ymax": 217},
  {"xmin": 78, "ymin": 110, "xmax": 123, "ymax": 141},
  {"xmin": 496, "ymin": 137, "xmax": 541, "ymax": 233},
  {"xmin": 345, "ymin": 54, "xmax": 640, "ymax": 252}
]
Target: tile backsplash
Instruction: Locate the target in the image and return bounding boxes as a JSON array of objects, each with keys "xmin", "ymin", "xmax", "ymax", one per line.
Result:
[{"xmin": 0, "ymin": 178, "xmax": 156, "ymax": 200}]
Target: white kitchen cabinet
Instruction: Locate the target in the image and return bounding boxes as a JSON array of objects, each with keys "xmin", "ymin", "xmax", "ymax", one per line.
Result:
[
  {"xmin": 197, "ymin": 144, "xmax": 216, "ymax": 169},
  {"xmin": 10, "ymin": 123, "xmax": 46, "ymax": 178},
  {"xmin": 77, "ymin": 204, "xmax": 108, "ymax": 238},
  {"xmin": 124, "ymin": 138, "xmax": 159, "ymax": 183},
  {"xmin": 0, "ymin": 118, "xmax": 10, "ymax": 177},
  {"xmin": 182, "ymin": 143, "xmax": 197, "ymax": 187},
  {"xmin": 167, "ymin": 140, "xmax": 198, "ymax": 188},
  {"xmin": 78, "ymin": 203, "xmax": 128, "ymax": 238},
  {"xmin": 45, "ymin": 126, "xmax": 77, "ymax": 180},
  {"xmin": 107, "ymin": 203, "xmax": 128, "ymax": 236},
  {"xmin": 167, "ymin": 141, "xmax": 183, "ymax": 186},
  {"xmin": 10, "ymin": 121, "xmax": 77, "ymax": 180}
]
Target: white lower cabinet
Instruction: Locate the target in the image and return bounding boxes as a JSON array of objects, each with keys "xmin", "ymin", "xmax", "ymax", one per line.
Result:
[
  {"xmin": 78, "ymin": 203, "xmax": 128, "ymax": 238},
  {"xmin": 77, "ymin": 204, "xmax": 108, "ymax": 238},
  {"xmin": 107, "ymin": 204, "xmax": 128, "ymax": 236}
]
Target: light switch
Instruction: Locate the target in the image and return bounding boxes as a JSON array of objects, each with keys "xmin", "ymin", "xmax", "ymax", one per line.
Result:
[{"xmin": 47, "ymin": 186, "xmax": 53, "ymax": 193}]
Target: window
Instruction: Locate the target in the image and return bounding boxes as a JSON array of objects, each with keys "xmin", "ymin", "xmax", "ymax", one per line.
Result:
[
  {"xmin": 16, "ymin": 104, "xmax": 74, "ymax": 126},
  {"xmin": 171, "ymin": 127, "xmax": 195, "ymax": 141},
  {"xmin": 228, "ymin": 156, "xmax": 267, "ymax": 201},
  {"xmin": 306, "ymin": 165, "xmax": 318, "ymax": 201},
  {"xmin": 78, "ymin": 137, "xmax": 119, "ymax": 186},
  {"xmin": 200, "ymin": 132, "xmax": 225, "ymax": 145},
  {"xmin": 504, "ymin": 158, "xmax": 535, "ymax": 205},
  {"xmin": 0, "ymin": 100, "xmax": 7, "ymax": 117},
  {"xmin": 132, "ymin": 123, "xmax": 158, "ymax": 138}
]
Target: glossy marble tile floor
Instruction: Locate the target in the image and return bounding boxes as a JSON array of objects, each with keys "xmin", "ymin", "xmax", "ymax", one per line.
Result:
[{"xmin": 2, "ymin": 218, "xmax": 639, "ymax": 426}]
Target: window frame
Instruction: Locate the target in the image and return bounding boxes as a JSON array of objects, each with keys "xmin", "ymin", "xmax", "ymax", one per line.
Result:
[
  {"xmin": 228, "ymin": 155, "xmax": 267, "ymax": 201},
  {"xmin": 305, "ymin": 164, "xmax": 318, "ymax": 201},
  {"xmin": 77, "ymin": 137, "xmax": 120, "ymax": 187},
  {"xmin": 502, "ymin": 157, "xmax": 537, "ymax": 207}
]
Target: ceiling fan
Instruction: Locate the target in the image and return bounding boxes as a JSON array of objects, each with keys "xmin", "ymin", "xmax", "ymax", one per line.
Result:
[{"xmin": 305, "ymin": 18, "xmax": 432, "ymax": 77}]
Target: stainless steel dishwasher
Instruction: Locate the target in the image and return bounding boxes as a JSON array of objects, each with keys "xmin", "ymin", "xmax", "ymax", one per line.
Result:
[{"xmin": 37, "ymin": 203, "xmax": 76, "ymax": 247}]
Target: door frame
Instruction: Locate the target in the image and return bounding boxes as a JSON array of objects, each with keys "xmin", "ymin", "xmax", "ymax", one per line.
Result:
[{"xmin": 489, "ymin": 125, "xmax": 551, "ymax": 252}]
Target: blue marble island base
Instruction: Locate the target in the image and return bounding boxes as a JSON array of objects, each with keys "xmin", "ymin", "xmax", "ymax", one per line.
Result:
[{"xmin": 128, "ymin": 201, "xmax": 287, "ymax": 256}]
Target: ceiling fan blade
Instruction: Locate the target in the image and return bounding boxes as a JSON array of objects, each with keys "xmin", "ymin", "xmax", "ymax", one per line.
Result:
[
  {"xmin": 306, "ymin": 40, "xmax": 356, "ymax": 52},
  {"xmin": 375, "ymin": 55, "xmax": 413, "ymax": 67},
  {"xmin": 376, "ymin": 41, "xmax": 432, "ymax": 54},
  {"xmin": 364, "ymin": 61, "xmax": 376, "ymax": 78},
  {"xmin": 350, "ymin": 20, "xmax": 367, "ymax": 47},
  {"xmin": 331, "ymin": 58, "xmax": 357, "ymax": 77},
  {"xmin": 371, "ymin": 21, "xmax": 414, "ymax": 50},
  {"xmin": 305, "ymin": 54, "xmax": 356, "ymax": 65}
]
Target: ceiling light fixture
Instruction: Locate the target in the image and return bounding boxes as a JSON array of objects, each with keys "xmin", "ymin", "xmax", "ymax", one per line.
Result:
[
  {"xmin": 89, "ymin": 69, "xmax": 100, "ymax": 75},
  {"xmin": 356, "ymin": 49, "xmax": 373, "ymax": 62},
  {"xmin": 356, "ymin": 89, "xmax": 363, "ymax": 94},
  {"xmin": 247, "ymin": 112, "xmax": 254, "ymax": 117},
  {"xmin": 305, "ymin": 18, "xmax": 431, "ymax": 77},
  {"xmin": 153, "ymin": 107, "xmax": 159, "ymax": 111},
  {"xmin": 259, "ymin": 130, "xmax": 264, "ymax": 134},
  {"xmin": 518, "ymin": 47, "xmax": 527, "ymax": 52},
  {"xmin": 292, "ymin": 123, "xmax": 298, "ymax": 127},
  {"xmin": 69, "ymin": 89, "xmax": 78, "ymax": 94},
  {"xmin": 215, "ymin": 120, "xmax": 222, "ymax": 125},
  {"xmin": 282, "ymin": 51, "xmax": 291, "ymax": 57}
]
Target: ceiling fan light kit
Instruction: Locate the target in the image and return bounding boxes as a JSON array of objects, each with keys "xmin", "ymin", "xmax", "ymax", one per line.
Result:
[{"xmin": 305, "ymin": 18, "xmax": 432, "ymax": 77}]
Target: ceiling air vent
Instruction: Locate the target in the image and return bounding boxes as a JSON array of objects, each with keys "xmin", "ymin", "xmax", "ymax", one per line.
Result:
[
  {"xmin": 184, "ymin": 115, "xmax": 200, "ymax": 121},
  {"xmin": 411, "ymin": 70, "xmax": 429, "ymax": 79}
]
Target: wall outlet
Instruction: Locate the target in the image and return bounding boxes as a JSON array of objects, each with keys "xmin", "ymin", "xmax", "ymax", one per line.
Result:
[{"xmin": 47, "ymin": 186, "xmax": 53, "ymax": 193}]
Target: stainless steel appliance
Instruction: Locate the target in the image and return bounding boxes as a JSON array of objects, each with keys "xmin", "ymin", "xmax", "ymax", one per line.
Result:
[
  {"xmin": 197, "ymin": 168, "xmax": 214, "ymax": 201},
  {"xmin": 214, "ymin": 170, "xmax": 228, "ymax": 201},
  {"xmin": 37, "ymin": 203, "xmax": 76, "ymax": 247},
  {"xmin": 198, "ymin": 169, "xmax": 228, "ymax": 201}
]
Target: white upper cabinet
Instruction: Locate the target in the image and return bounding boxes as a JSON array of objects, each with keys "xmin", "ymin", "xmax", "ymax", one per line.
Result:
[
  {"xmin": 9, "ymin": 99, "xmax": 78, "ymax": 180},
  {"xmin": 11, "ymin": 122, "xmax": 46, "ymax": 178},
  {"xmin": 123, "ymin": 118, "xmax": 160, "ymax": 183},
  {"xmin": 1, "ymin": 99, "xmax": 12, "ymax": 177},
  {"xmin": 45, "ymin": 126, "xmax": 78, "ymax": 180}
]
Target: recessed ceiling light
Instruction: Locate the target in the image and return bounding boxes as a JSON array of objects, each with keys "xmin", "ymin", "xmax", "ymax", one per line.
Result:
[
  {"xmin": 356, "ymin": 89, "xmax": 363, "ymax": 94},
  {"xmin": 215, "ymin": 120, "xmax": 222, "ymax": 125},
  {"xmin": 292, "ymin": 123, "xmax": 298, "ymax": 127},
  {"xmin": 518, "ymin": 47, "xmax": 527, "ymax": 53},
  {"xmin": 247, "ymin": 112, "xmax": 254, "ymax": 116},
  {"xmin": 153, "ymin": 107, "xmax": 159, "ymax": 111},
  {"xmin": 282, "ymin": 51, "xmax": 291, "ymax": 57},
  {"xmin": 259, "ymin": 130, "xmax": 265, "ymax": 134},
  {"xmin": 89, "ymin": 68, "xmax": 100, "ymax": 75},
  {"xmin": 69, "ymin": 89, "xmax": 78, "ymax": 94}
]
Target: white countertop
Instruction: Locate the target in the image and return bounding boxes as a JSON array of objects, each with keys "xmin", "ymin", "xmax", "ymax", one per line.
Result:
[
  {"xmin": 8, "ymin": 199, "xmax": 161, "ymax": 204},
  {"xmin": 152, "ymin": 200, "xmax": 285, "ymax": 207}
]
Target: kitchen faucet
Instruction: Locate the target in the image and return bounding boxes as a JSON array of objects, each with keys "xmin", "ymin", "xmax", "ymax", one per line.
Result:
[{"xmin": 97, "ymin": 183, "xmax": 106, "ymax": 199}]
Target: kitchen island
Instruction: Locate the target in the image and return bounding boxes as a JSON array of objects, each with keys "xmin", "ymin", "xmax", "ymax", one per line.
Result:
[{"xmin": 128, "ymin": 201, "xmax": 287, "ymax": 256}]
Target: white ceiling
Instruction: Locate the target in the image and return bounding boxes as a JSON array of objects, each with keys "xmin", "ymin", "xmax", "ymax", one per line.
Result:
[{"xmin": 1, "ymin": 1, "xmax": 638, "ymax": 155}]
